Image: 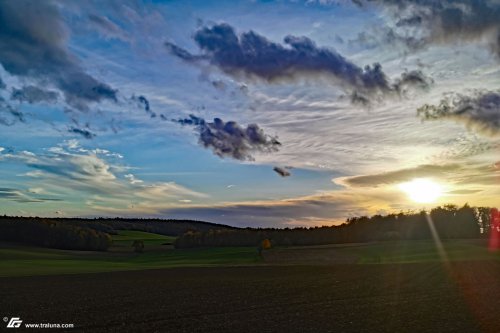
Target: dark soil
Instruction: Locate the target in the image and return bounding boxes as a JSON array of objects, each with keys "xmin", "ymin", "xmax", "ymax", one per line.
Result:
[{"xmin": 1, "ymin": 261, "xmax": 499, "ymax": 332}]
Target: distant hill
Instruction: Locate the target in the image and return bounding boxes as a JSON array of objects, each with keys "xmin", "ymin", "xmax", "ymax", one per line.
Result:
[
  {"xmin": 0, "ymin": 216, "xmax": 237, "ymax": 251},
  {"xmin": 0, "ymin": 216, "xmax": 237, "ymax": 238},
  {"xmin": 81, "ymin": 217, "xmax": 238, "ymax": 236},
  {"xmin": 3, "ymin": 203, "xmax": 495, "ymax": 251}
]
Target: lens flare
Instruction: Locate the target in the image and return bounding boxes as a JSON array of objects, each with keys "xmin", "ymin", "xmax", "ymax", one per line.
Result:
[{"xmin": 399, "ymin": 178, "xmax": 443, "ymax": 203}]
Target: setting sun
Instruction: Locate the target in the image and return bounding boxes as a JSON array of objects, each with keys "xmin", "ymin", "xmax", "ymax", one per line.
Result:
[{"xmin": 399, "ymin": 178, "xmax": 443, "ymax": 204}]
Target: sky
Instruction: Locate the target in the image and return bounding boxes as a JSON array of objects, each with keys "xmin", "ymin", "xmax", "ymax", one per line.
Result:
[{"xmin": 0, "ymin": 0, "xmax": 499, "ymax": 227}]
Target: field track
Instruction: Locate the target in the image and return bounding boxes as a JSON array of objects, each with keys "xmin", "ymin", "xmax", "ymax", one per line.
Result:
[{"xmin": 1, "ymin": 261, "xmax": 500, "ymax": 332}]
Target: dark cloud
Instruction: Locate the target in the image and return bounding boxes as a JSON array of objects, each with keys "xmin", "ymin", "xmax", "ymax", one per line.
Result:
[
  {"xmin": 175, "ymin": 114, "xmax": 205, "ymax": 126},
  {"xmin": 273, "ymin": 166, "xmax": 291, "ymax": 177},
  {"xmin": 0, "ymin": 97, "xmax": 25, "ymax": 126},
  {"xmin": 0, "ymin": 0, "xmax": 118, "ymax": 110},
  {"xmin": 336, "ymin": 164, "xmax": 461, "ymax": 187},
  {"xmin": 131, "ymin": 95, "xmax": 156, "ymax": 118},
  {"xmin": 175, "ymin": 114, "xmax": 281, "ymax": 161},
  {"xmin": 417, "ymin": 90, "xmax": 500, "ymax": 136},
  {"xmin": 68, "ymin": 126, "xmax": 96, "ymax": 139},
  {"xmin": 11, "ymin": 86, "xmax": 59, "ymax": 104},
  {"xmin": 211, "ymin": 80, "xmax": 226, "ymax": 91},
  {"xmin": 350, "ymin": 91, "xmax": 371, "ymax": 106},
  {"xmin": 138, "ymin": 96, "xmax": 151, "ymax": 112},
  {"xmin": 347, "ymin": 70, "xmax": 431, "ymax": 104},
  {"xmin": 356, "ymin": 0, "xmax": 500, "ymax": 58},
  {"xmin": 393, "ymin": 70, "xmax": 433, "ymax": 92},
  {"xmin": 396, "ymin": 15, "xmax": 423, "ymax": 27},
  {"xmin": 9, "ymin": 109, "xmax": 25, "ymax": 123},
  {"xmin": 0, "ymin": 76, "xmax": 5, "ymax": 90},
  {"xmin": 165, "ymin": 23, "xmax": 431, "ymax": 99}
]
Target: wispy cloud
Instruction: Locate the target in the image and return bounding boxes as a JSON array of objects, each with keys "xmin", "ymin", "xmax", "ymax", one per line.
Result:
[
  {"xmin": 83, "ymin": 158, "xmax": 500, "ymax": 227},
  {"xmin": 11, "ymin": 86, "xmax": 59, "ymax": 104},
  {"xmin": 335, "ymin": 164, "xmax": 462, "ymax": 187},
  {"xmin": 147, "ymin": 189, "xmax": 402, "ymax": 227},
  {"xmin": 0, "ymin": 1, "xmax": 498, "ymax": 224},
  {"xmin": 87, "ymin": 13, "xmax": 129, "ymax": 42},
  {"xmin": 1, "ymin": 141, "xmax": 207, "ymax": 211},
  {"xmin": 0, "ymin": 187, "xmax": 61, "ymax": 203},
  {"xmin": 334, "ymin": 162, "xmax": 500, "ymax": 191}
]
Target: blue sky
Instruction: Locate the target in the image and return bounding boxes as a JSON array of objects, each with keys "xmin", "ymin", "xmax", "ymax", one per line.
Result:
[{"xmin": 0, "ymin": 0, "xmax": 499, "ymax": 227}]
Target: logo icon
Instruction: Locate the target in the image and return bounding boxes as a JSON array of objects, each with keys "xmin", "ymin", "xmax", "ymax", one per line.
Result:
[{"xmin": 6, "ymin": 317, "xmax": 22, "ymax": 328}]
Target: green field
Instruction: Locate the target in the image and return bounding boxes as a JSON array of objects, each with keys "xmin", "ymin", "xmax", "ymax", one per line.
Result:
[
  {"xmin": 337, "ymin": 239, "xmax": 499, "ymax": 263},
  {"xmin": 0, "ymin": 233, "xmax": 498, "ymax": 277},
  {"xmin": 111, "ymin": 230, "xmax": 177, "ymax": 246}
]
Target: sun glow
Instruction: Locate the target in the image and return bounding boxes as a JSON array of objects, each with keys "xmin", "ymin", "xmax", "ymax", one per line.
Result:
[{"xmin": 398, "ymin": 178, "xmax": 443, "ymax": 204}]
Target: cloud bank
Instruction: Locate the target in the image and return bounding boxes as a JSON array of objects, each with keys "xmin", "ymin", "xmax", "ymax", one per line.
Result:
[
  {"xmin": 418, "ymin": 90, "xmax": 500, "ymax": 136},
  {"xmin": 0, "ymin": 0, "xmax": 117, "ymax": 110},
  {"xmin": 356, "ymin": 0, "xmax": 500, "ymax": 58},
  {"xmin": 335, "ymin": 164, "xmax": 461, "ymax": 188},
  {"xmin": 165, "ymin": 23, "xmax": 432, "ymax": 100}
]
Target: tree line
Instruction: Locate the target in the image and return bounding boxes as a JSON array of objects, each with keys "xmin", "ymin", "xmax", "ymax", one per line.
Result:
[
  {"xmin": 15, "ymin": 217, "xmax": 234, "ymax": 236},
  {"xmin": 1, "ymin": 204, "xmax": 494, "ymax": 250},
  {"xmin": 0, "ymin": 216, "xmax": 234, "ymax": 251},
  {"xmin": 174, "ymin": 204, "xmax": 493, "ymax": 248},
  {"xmin": 0, "ymin": 217, "xmax": 112, "ymax": 251}
]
